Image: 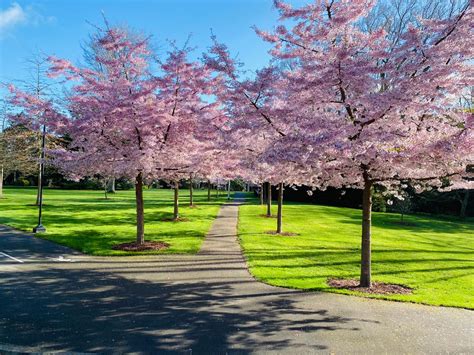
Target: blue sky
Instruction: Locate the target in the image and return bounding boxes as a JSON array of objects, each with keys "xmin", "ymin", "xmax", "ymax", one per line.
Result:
[{"xmin": 0, "ymin": 0, "xmax": 305, "ymax": 86}]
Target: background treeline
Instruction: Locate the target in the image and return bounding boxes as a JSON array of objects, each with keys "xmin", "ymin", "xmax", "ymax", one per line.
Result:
[{"xmin": 265, "ymin": 185, "xmax": 473, "ymax": 219}]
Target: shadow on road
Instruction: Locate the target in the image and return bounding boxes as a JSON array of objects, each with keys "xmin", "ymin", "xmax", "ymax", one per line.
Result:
[{"xmin": 0, "ymin": 263, "xmax": 363, "ymax": 353}]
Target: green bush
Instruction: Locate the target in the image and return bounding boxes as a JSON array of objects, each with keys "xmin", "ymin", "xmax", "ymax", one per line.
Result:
[
  {"xmin": 372, "ymin": 191, "xmax": 386, "ymax": 212},
  {"xmin": 116, "ymin": 178, "xmax": 134, "ymax": 190},
  {"xmin": 17, "ymin": 177, "xmax": 30, "ymax": 186}
]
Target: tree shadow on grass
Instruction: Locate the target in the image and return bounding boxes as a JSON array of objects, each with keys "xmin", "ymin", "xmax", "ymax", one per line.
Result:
[
  {"xmin": 321, "ymin": 210, "xmax": 474, "ymax": 234},
  {"xmin": 241, "ymin": 246, "xmax": 474, "ymax": 287},
  {"xmin": 0, "ymin": 206, "xmax": 220, "ymax": 231},
  {"xmin": 243, "ymin": 200, "xmax": 474, "ymax": 234},
  {"xmin": 38, "ymin": 228, "xmax": 208, "ymax": 255}
]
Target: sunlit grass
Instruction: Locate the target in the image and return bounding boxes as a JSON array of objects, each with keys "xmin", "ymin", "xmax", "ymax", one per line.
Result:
[
  {"xmin": 238, "ymin": 198, "xmax": 474, "ymax": 309},
  {"xmin": 0, "ymin": 187, "xmax": 229, "ymax": 256}
]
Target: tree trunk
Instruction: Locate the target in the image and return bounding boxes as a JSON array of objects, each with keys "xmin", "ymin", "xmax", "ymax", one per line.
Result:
[
  {"xmin": 0, "ymin": 165, "xmax": 3, "ymax": 198},
  {"xmin": 266, "ymin": 182, "xmax": 272, "ymax": 217},
  {"xmin": 260, "ymin": 183, "xmax": 264, "ymax": 205},
  {"xmin": 104, "ymin": 180, "xmax": 108, "ymax": 200},
  {"xmin": 277, "ymin": 182, "xmax": 283, "ymax": 233},
  {"xmin": 227, "ymin": 180, "xmax": 231, "ymax": 200},
  {"xmin": 207, "ymin": 180, "xmax": 211, "ymax": 201},
  {"xmin": 189, "ymin": 175, "xmax": 194, "ymax": 207},
  {"xmin": 216, "ymin": 181, "xmax": 219, "ymax": 198},
  {"xmin": 360, "ymin": 177, "xmax": 373, "ymax": 288},
  {"xmin": 135, "ymin": 172, "xmax": 145, "ymax": 245},
  {"xmin": 107, "ymin": 178, "xmax": 116, "ymax": 193},
  {"xmin": 173, "ymin": 180, "xmax": 179, "ymax": 220},
  {"xmin": 460, "ymin": 190, "xmax": 469, "ymax": 219}
]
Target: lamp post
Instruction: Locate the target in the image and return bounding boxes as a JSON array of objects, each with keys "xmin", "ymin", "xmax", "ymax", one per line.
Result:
[{"xmin": 33, "ymin": 123, "xmax": 46, "ymax": 233}]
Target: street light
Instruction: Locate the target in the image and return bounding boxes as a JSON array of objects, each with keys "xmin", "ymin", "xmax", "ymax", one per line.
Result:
[{"xmin": 33, "ymin": 123, "xmax": 46, "ymax": 233}]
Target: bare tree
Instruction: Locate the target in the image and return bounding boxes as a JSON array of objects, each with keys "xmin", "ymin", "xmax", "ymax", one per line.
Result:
[
  {"xmin": 363, "ymin": 0, "xmax": 468, "ymax": 44},
  {"xmin": 15, "ymin": 52, "xmax": 56, "ymax": 204}
]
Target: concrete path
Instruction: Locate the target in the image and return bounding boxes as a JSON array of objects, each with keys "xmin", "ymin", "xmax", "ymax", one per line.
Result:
[{"xmin": 0, "ymin": 196, "xmax": 472, "ymax": 354}]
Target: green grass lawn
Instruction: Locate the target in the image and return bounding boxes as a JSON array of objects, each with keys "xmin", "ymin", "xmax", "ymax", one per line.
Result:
[
  {"xmin": 0, "ymin": 187, "xmax": 229, "ymax": 255},
  {"xmin": 239, "ymin": 199, "xmax": 474, "ymax": 309}
]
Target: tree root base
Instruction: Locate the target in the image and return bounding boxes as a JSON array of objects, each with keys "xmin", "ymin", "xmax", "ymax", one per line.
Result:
[
  {"xmin": 112, "ymin": 241, "xmax": 169, "ymax": 252},
  {"xmin": 161, "ymin": 217, "xmax": 190, "ymax": 222},
  {"xmin": 327, "ymin": 278, "xmax": 412, "ymax": 294},
  {"xmin": 265, "ymin": 231, "xmax": 298, "ymax": 236}
]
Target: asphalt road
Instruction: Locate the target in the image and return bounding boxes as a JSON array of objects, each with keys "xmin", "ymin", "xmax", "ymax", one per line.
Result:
[{"xmin": 0, "ymin": 198, "xmax": 472, "ymax": 354}]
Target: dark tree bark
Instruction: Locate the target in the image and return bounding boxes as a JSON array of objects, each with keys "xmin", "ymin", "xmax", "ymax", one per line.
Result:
[
  {"xmin": 135, "ymin": 172, "xmax": 145, "ymax": 244},
  {"xmin": 104, "ymin": 179, "xmax": 108, "ymax": 200},
  {"xmin": 0, "ymin": 165, "xmax": 3, "ymax": 198},
  {"xmin": 260, "ymin": 183, "xmax": 264, "ymax": 205},
  {"xmin": 266, "ymin": 182, "xmax": 272, "ymax": 217},
  {"xmin": 107, "ymin": 178, "xmax": 116, "ymax": 193},
  {"xmin": 207, "ymin": 179, "xmax": 211, "ymax": 201},
  {"xmin": 460, "ymin": 190, "xmax": 469, "ymax": 219},
  {"xmin": 173, "ymin": 180, "xmax": 179, "ymax": 220},
  {"xmin": 360, "ymin": 176, "xmax": 373, "ymax": 287},
  {"xmin": 277, "ymin": 182, "xmax": 283, "ymax": 233},
  {"xmin": 189, "ymin": 175, "xmax": 194, "ymax": 207}
]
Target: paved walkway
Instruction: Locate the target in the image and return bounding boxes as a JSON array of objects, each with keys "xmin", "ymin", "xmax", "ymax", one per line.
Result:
[{"xmin": 0, "ymin": 195, "xmax": 472, "ymax": 354}]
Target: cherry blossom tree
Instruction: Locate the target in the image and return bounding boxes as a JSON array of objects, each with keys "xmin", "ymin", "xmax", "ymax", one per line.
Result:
[
  {"xmin": 257, "ymin": 0, "xmax": 473, "ymax": 286},
  {"xmin": 11, "ymin": 24, "xmax": 225, "ymax": 240},
  {"xmin": 205, "ymin": 40, "xmax": 304, "ymax": 233},
  {"xmin": 42, "ymin": 27, "xmax": 170, "ymax": 245},
  {"xmin": 50, "ymin": 28, "xmax": 225, "ymax": 242},
  {"xmin": 152, "ymin": 43, "xmax": 222, "ymax": 219}
]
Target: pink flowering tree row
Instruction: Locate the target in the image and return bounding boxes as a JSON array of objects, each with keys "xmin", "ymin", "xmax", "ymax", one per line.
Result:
[
  {"xmin": 206, "ymin": 0, "xmax": 473, "ymax": 287},
  {"xmin": 8, "ymin": 1, "xmax": 473, "ymax": 288},
  {"xmin": 9, "ymin": 26, "xmax": 228, "ymax": 245}
]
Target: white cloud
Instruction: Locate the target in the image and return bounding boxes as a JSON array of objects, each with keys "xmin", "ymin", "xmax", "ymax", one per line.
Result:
[
  {"xmin": 0, "ymin": 2, "xmax": 55, "ymax": 38},
  {"xmin": 0, "ymin": 3, "xmax": 27, "ymax": 31}
]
